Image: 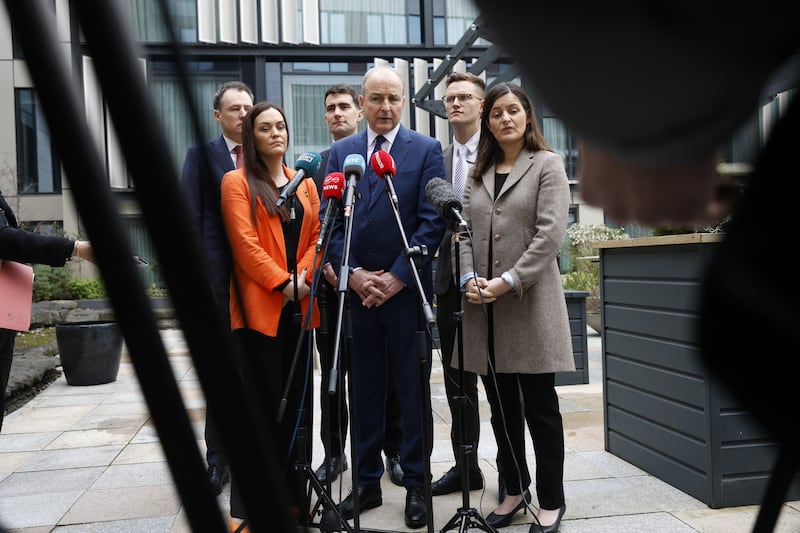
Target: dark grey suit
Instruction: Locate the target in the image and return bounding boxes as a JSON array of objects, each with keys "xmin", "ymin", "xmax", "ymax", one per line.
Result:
[
  {"xmin": 180, "ymin": 135, "xmax": 235, "ymax": 471},
  {"xmin": 434, "ymin": 144, "xmax": 481, "ymax": 472}
]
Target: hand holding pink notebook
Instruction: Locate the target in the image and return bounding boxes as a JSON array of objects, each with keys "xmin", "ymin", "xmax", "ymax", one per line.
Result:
[{"xmin": 0, "ymin": 259, "xmax": 34, "ymax": 332}]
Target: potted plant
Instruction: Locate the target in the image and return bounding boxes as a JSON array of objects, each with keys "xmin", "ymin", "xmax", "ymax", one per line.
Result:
[
  {"xmin": 55, "ymin": 320, "xmax": 123, "ymax": 386},
  {"xmin": 561, "ymin": 223, "xmax": 629, "ymax": 332}
]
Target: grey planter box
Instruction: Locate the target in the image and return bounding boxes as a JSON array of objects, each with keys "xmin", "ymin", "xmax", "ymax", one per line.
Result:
[
  {"xmin": 556, "ymin": 290, "xmax": 590, "ymax": 386},
  {"xmin": 597, "ymin": 234, "xmax": 800, "ymax": 508}
]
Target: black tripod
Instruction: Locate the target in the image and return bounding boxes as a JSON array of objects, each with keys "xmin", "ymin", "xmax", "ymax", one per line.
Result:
[
  {"xmin": 440, "ymin": 224, "xmax": 496, "ymax": 533},
  {"xmin": 273, "ymin": 193, "xmax": 352, "ymax": 532}
]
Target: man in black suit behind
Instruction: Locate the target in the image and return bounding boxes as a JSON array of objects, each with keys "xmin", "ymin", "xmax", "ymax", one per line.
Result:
[{"xmin": 180, "ymin": 80, "xmax": 253, "ymax": 495}]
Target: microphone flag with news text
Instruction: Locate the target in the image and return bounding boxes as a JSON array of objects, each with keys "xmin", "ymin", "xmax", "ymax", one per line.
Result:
[
  {"xmin": 276, "ymin": 151, "xmax": 322, "ymax": 207},
  {"xmin": 317, "ymin": 172, "xmax": 345, "ymax": 253}
]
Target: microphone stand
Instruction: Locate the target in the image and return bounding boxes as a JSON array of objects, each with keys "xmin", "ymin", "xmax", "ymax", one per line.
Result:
[
  {"xmin": 440, "ymin": 220, "xmax": 496, "ymax": 533},
  {"xmin": 275, "ymin": 193, "xmax": 324, "ymax": 529},
  {"xmin": 305, "ymin": 205, "xmax": 350, "ymax": 532},
  {"xmin": 381, "ymin": 174, "xmax": 436, "ymax": 533},
  {"xmin": 326, "ymin": 169, "xmax": 364, "ymax": 533}
]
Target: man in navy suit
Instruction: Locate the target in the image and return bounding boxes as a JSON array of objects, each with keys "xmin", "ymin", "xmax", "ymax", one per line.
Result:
[
  {"xmin": 312, "ymin": 83, "xmax": 406, "ymax": 487},
  {"xmin": 180, "ymin": 80, "xmax": 253, "ymax": 495},
  {"xmin": 321, "ymin": 66, "xmax": 445, "ymax": 529}
]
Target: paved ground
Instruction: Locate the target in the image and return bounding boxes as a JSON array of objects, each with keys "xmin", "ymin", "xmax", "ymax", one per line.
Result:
[{"xmin": 1, "ymin": 324, "xmax": 799, "ymax": 532}]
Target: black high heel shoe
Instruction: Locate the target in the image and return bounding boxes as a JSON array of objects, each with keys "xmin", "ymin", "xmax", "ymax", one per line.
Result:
[
  {"xmin": 485, "ymin": 490, "xmax": 531, "ymax": 529},
  {"xmin": 529, "ymin": 504, "xmax": 566, "ymax": 533}
]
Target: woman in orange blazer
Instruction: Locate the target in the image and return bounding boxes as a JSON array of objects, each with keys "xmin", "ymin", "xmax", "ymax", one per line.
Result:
[{"xmin": 220, "ymin": 101, "xmax": 320, "ymax": 532}]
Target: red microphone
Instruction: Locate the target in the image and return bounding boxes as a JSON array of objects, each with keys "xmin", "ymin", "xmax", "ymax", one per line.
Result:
[
  {"xmin": 370, "ymin": 150, "xmax": 396, "ymax": 179},
  {"xmin": 370, "ymin": 150, "xmax": 398, "ymax": 203},
  {"xmin": 317, "ymin": 172, "xmax": 346, "ymax": 252}
]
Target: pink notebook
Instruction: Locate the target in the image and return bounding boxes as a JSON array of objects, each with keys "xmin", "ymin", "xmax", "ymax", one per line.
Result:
[{"xmin": 0, "ymin": 260, "xmax": 34, "ymax": 331}]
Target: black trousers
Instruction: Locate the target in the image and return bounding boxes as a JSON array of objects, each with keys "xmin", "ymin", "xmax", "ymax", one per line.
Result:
[
  {"xmin": 435, "ymin": 278, "xmax": 481, "ymax": 469},
  {"xmin": 0, "ymin": 328, "xmax": 16, "ymax": 433},
  {"xmin": 204, "ymin": 291, "xmax": 230, "ymax": 470},
  {"xmin": 482, "ymin": 309, "xmax": 565, "ymax": 511},
  {"xmin": 229, "ymin": 306, "xmax": 311, "ymax": 519}
]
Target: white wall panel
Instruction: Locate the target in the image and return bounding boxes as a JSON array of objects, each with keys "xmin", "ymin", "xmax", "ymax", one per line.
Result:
[
  {"xmin": 393, "ymin": 58, "xmax": 410, "ymax": 128},
  {"xmin": 197, "ymin": 0, "xmax": 216, "ymax": 43},
  {"xmin": 219, "ymin": 0, "xmax": 237, "ymax": 43},
  {"xmin": 302, "ymin": 0, "xmax": 319, "ymax": 44},
  {"xmin": 261, "ymin": 0, "xmax": 279, "ymax": 44},
  {"xmin": 433, "ymin": 58, "xmax": 449, "ymax": 146},
  {"xmin": 413, "ymin": 58, "xmax": 429, "ymax": 136},
  {"xmin": 241, "ymin": 0, "xmax": 258, "ymax": 44},
  {"xmin": 281, "ymin": 0, "xmax": 298, "ymax": 44}
]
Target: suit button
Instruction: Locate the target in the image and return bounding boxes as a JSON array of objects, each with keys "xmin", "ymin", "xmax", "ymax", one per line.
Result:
[
  {"xmin": 494, "ymin": 260, "xmax": 501, "ymax": 267},
  {"xmin": 494, "ymin": 234, "xmax": 501, "ymax": 241}
]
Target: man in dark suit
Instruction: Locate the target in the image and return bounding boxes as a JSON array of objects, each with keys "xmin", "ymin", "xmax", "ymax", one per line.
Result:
[
  {"xmin": 430, "ymin": 71, "xmax": 487, "ymax": 497},
  {"xmin": 180, "ymin": 80, "xmax": 253, "ymax": 495},
  {"xmin": 312, "ymin": 83, "xmax": 406, "ymax": 487},
  {"xmin": 321, "ymin": 66, "xmax": 446, "ymax": 529},
  {"xmin": 1, "ymin": 192, "xmax": 94, "ymax": 433}
]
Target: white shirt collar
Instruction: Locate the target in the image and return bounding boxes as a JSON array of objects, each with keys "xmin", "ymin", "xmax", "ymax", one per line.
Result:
[
  {"xmin": 368, "ymin": 125, "xmax": 400, "ymax": 152},
  {"xmin": 453, "ymin": 130, "xmax": 480, "ymax": 162},
  {"xmin": 223, "ymin": 135, "xmax": 240, "ymax": 154}
]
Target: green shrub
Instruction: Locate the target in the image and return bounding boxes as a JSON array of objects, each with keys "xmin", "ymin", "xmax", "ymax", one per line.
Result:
[
  {"xmin": 32, "ymin": 265, "xmax": 73, "ymax": 301},
  {"xmin": 561, "ymin": 224, "xmax": 630, "ymax": 312},
  {"xmin": 67, "ymin": 277, "xmax": 107, "ymax": 299}
]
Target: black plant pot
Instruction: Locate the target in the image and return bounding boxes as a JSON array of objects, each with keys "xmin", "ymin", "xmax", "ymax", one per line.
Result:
[{"xmin": 55, "ymin": 320, "xmax": 123, "ymax": 386}]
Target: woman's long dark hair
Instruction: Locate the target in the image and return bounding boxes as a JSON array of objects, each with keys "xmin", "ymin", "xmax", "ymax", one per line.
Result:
[
  {"xmin": 241, "ymin": 101, "xmax": 291, "ymax": 224},
  {"xmin": 472, "ymin": 82, "xmax": 552, "ymax": 180}
]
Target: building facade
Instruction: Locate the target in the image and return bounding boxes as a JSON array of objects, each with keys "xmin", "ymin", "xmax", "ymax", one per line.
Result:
[{"xmin": 1, "ymin": 1, "xmax": 790, "ymax": 286}]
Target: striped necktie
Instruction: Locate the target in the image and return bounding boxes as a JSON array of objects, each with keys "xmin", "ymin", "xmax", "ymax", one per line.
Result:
[{"xmin": 453, "ymin": 145, "xmax": 468, "ymax": 199}]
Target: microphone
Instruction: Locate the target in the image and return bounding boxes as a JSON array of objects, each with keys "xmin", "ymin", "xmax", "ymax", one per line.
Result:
[
  {"xmin": 369, "ymin": 149, "xmax": 396, "ymax": 179},
  {"xmin": 316, "ymin": 172, "xmax": 345, "ymax": 253},
  {"xmin": 425, "ymin": 177, "xmax": 468, "ymax": 227},
  {"xmin": 342, "ymin": 154, "xmax": 366, "ymax": 219},
  {"xmin": 369, "ymin": 150, "xmax": 398, "ymax": 203},
  {"xmin": 343, "ymin": 153, "xmax": 366, "ymax": 181},
  {"xmin": 276, "ymin": 151, "xmax": 322, "ymax": 207}
]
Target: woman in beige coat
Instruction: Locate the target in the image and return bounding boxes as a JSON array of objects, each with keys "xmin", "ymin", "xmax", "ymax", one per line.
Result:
[{"xmin": 458, "ymin": 82, "xmax": 573, "ymax": 533}]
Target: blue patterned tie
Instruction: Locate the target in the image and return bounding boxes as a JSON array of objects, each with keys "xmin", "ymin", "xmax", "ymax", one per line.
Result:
[{"xmin": 369, "ymin": 135, "xmax": 387, "ymax": 198}]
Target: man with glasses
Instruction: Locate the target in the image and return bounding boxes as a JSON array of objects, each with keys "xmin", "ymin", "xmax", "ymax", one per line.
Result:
[{"xmin": 431, "ymin": 71, "xmax": 491, "ymax": 497}]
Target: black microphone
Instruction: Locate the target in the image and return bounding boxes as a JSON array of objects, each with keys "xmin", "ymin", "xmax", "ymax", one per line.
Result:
[
  {"xmin": 425, "ymin": 177, "xmax": 468, "ymax": 227},
  {"xmin": 316, "ymin": 172, "xmax": 345, "ymax": 253},
  {"xmin": 276, "ymin": 152, "xmax": 322, "ymax": 207}
]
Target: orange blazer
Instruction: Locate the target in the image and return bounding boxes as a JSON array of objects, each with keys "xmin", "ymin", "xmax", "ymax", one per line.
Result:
[{"xmin": 220, "ymin": 165, "xmax": 320, "ymax": 337}]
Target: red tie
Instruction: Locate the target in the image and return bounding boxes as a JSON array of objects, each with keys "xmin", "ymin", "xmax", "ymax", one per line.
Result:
[{"xmin": 233, "ymin": 145, "xmax": 243, "ymax": 169}]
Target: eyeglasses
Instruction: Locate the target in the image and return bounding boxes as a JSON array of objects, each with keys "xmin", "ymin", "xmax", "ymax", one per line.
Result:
[{"xmin": 443, "ymin": 93, "xmax": 479, "ymax": 105}]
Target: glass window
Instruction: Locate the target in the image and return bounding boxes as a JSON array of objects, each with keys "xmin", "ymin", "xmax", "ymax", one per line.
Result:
[
  {"xmin": 431, "ymin": 0, "xmax": 480, "ymax": 45},
  {"xmin": 543, "ymin": 117, "xmax": 578, "ymax": 180},
  {"xmin": 15, "ymin": 89, "xmax": 61, "ymax": 194},
  {"xmin": 148, "ymin": 61, "xmax": 244, "ymax": 172},
  {"xmin": 282, "ymin": 71, "xmax": 364, "ymax": 165},
  {"xmin": 320, "ymin": 0, "xmax": 408, "ymax": 45},
  {"xmin": 128, "ymin": 0, "xmax": 197, "ymax": 42},
  {"xmin": 125, "ymin": 216, "xmax": 164, "ymax": 289}
]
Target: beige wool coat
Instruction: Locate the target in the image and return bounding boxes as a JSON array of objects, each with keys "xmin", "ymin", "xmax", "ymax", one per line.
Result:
[{"xmin": 457, "ymin": 148, "xmax": 575, "ymax": 375}]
